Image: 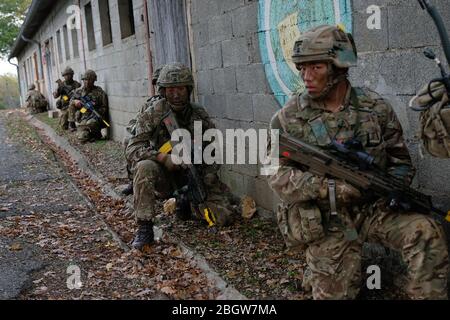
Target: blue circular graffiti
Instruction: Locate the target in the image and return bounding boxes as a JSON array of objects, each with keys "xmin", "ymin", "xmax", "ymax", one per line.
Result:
[{"xmin": 258, "ymin": 0, "xmax": 353, "ymax": 106}]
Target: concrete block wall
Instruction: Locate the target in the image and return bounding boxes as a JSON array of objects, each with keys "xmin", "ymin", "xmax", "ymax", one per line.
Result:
[{"xmin": 190, "ymin": 0, "xmax": 281, "ymax": 214}]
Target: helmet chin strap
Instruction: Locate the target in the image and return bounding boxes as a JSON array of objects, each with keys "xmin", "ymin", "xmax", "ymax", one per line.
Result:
[{"xmin": 310, "ymin": 63, "xmax": 347, "ymax": 100}]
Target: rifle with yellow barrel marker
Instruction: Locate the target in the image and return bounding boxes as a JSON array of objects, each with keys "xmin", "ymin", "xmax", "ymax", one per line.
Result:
[
  {"xmin": 160, "ymin": 109, "xmax": 217, "ymax": 229},
  {"xmin": 78, "ymin": 95, "xmax": 110, "ymax": 128}
]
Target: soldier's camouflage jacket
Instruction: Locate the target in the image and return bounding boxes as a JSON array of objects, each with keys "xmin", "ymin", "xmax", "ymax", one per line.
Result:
[
  {"xmin": 268, "ymin": 84, "xmax": 415, "ymax": 217},
  {"xmin": 125, "ymin": 98, "xmax": 220, "ymax": 178},
  {"xmin": 54, "ymin": 80, "xmax": 81, "ymax": 109},
  {"xmin": 125, "ymin": 95, "xmax": 163, "ymax": 137}
]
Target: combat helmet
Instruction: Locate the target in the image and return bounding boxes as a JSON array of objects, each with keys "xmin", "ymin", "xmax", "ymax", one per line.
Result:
[
  {"xmin": 62, "ymin": 67, "xmax": 75, "ymax": 77},
  {"xmin": 152, "ymin": 65, "xmax": 166, "ymax": 86},
  {"xmin": 292, "ymin": 25, "xmax": 357, "ymax": 68},
  {"xmin": 81, "ymin": 69, "xmax": 97, "ymax": 81},
  {"xmin": 157, "ymin": 63, "xmax": 194, "ymax": 88}
]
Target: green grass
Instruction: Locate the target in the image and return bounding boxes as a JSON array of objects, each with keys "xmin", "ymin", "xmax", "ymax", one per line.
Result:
[{"xmin": 34, "ymin": 113, "xmax": 64, "ymax": 135}]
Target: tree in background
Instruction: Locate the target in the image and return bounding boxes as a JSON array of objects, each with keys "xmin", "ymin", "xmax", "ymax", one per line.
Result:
[
  {"xmin": 0, "ymin": 0, "xmax": 32, "ymax": 59},
  {"xmin": 0, "ymin": 73, "xmax": 20, "ymax": 109}
]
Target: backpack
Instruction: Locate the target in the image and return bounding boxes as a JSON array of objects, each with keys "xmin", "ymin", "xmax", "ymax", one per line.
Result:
[{"xmin": 412, "ymin": 82, "xmax": 450, "ymax": 158}]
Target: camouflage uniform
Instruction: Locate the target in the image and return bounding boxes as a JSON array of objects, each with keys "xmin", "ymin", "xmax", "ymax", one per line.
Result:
[
  {"xmin": 68, "ymin": 70, "xmax": 109, "ymax": 143},
  {"xmin": 126, "ymin": 99, "xmax": 235, "ymax": 225},
  {"xmin": 25, "ymin": 84, "xmax": 48, "ymax": 114},
  {"xmin": 126, "ymin": 64, "xmax": 236, "ymax": 249},
  {"xmin": 268, "ymin": 25, "xmax": 449, "ymax": 300},
  {"xmin": 53, "ymin": 67, "xmax": 81, "ymax": 130}
]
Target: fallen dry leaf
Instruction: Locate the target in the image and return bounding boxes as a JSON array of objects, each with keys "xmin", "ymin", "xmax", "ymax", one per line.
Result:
[
  {"xmin": 160, "ymin": 286, "xmax": 177, "ymax": 296},
  {"xmin": 33, "ymin": 286, "xmax": 48, "ymax": 295},
  {"xmin": 163, "ymin": 198, "xmax": 176, "ymax": 215},
  {"xmin": 10, "ymin": 243, "xmax": 23, "ymax": 251},
  {"xmin": 241, "ymin": 195, "xmax": 256, "ymax": 219}
]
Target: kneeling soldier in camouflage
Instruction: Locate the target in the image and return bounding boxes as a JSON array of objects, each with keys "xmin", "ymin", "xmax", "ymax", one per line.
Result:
[
  {"xmin": 126, "ymin": 63, "xmax": 236, "ymax": 250},
  {"xmin": 268, "ymin": 25, "xmax": 449, "ymax": 299},
  {"xmin": 25, "ymin": 84, "xmax": 48, "ymax": 114},
  {"xmin": 53, "ymin": 67, "xmax": 81, "ymax": 130},
  {"xmin": 68, "ymin": 70, "xmax": 109, "ymax": 143}
]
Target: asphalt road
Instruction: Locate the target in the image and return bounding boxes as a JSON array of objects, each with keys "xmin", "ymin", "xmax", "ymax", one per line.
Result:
[{"xmin": 0, "ymin": 113, "xmax": 80, "ymax": 299}]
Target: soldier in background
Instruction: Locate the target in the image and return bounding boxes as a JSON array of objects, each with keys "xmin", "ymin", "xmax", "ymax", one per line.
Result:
[
  {"xmin": 267, "ymin": 25, "xmax": 449, "ymax": 299},
  {"xmin": 68, "ymin": 70, "xmax": 109, "ymax": 144},
  {"xmin": 25, "ymin": 84, "xmax": 48, "ymax": 114},
  {"xmin": 53, "ymin": 67, "xmax": 81, "ymax": 130}
]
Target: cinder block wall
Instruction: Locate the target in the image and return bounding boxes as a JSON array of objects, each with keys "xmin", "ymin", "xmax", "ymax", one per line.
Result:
[
  {"xmin": 190, "ymin": 0, "xmax": 281, "ymax": 215},
  {"xmin": 190, "ymin": 0, "xmax": 450, "ymax": 213}
]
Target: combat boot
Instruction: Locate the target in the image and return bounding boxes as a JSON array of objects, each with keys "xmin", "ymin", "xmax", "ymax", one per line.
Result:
[
  {"xmin": 175, "ymin": 192, "xmax": 192, "ymax": 221},
  {"xmin": 121, "ymin": 183, "xmax": 133, "ymax": 196},
  {"xmin": 69, "ymin": 121, "xmax": 77, "ymax": 132},
  {"xmin": 132, "ymin": 220, "xmax": 154, "ymax": 250}
]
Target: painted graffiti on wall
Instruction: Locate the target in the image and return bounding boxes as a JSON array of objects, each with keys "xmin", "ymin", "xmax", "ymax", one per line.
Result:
[{"xmin": 258, "ymin": 0, "xmax": 353, "ymax": 106}]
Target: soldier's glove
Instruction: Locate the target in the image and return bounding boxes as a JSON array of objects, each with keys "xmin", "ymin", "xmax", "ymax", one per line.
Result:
[
  {"xmin": 319, "ymin": 178, "xmax": 361, "ymax": 204},
  {"xmin": 156, "ymin": 152, "xmax": 180, "ymax": 172}
]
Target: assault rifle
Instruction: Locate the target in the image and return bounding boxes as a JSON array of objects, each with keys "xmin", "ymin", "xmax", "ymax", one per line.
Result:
[
  {"xmin": 161, "ymin": 110, "xmax": 218, "ymax": 229},
  {"xmin": 413, "ymin": 0, "xmax": 450, "ymax": 110},
  {"xmin": 278, "ymin": 132, "xmax": 450, "ymax": 222},
  {"xmin": 77, "ymin": 95, "xmax": 110, "ymax": 127}
]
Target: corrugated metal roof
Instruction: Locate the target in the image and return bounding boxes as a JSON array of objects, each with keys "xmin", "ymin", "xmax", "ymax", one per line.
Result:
[{"xmin": 8, "ymin": 0, "xmax": 56, "ymax": 59}]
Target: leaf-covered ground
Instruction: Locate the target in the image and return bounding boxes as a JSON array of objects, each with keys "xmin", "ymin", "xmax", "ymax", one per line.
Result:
[{"xmin": 1, "ymin": 110, "xmax": 220, "ymax": 300}]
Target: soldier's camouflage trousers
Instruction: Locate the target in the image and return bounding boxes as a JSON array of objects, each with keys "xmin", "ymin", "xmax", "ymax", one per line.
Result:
[
  {"xmin": 278, "ymin": 201, "xmax": 449, "ymax": 300},
  {"xmin": 27, "ymin": 103, "xmax": 47, "ymax": 115},
  {"xmin": 59, "ymin": 108, "xmax": 69, "ymax": 130},
  {"xmin": 122, "ymin": 134, "xmax": 133, "ymax": 181},
  {"xmin": 133, "ymin": 160, "xmax": 235, "ymax": 227},
  {"xmin": 67, "ymin": 104, "xmax": 82, "ymax": 123},
  {"xmin": 76, "ymin": 118, "xmax": 102, "ymax": 143}
]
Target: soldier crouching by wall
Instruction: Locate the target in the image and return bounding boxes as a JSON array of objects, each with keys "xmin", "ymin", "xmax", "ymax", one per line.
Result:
[
  {"xmin": 68, "ymin": 69, "xmax": 109, "ymax": 144},
  {"xmin": 25, "ymin": 84, "xmax": 48, "ymax": 114},
  {"xmin": 125, "ymin": 63, "xmax": 237, "ymax": 250},
  {"xmin": 53, "ymin": 67, "xmax": 81, "ymax": 130}
]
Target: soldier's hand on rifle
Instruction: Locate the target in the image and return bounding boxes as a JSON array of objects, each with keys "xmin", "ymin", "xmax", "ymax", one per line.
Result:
[
  {"xmin": 335, "ymin": 180, "xmax": 361, "ymax": 204},
  {"xmin": 71, "ymin": 99, "xmax": 82, "ymax": 109},
  {"xmin": 156, "ymin": 152, "xmax": 180, "ymax": 172}
]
